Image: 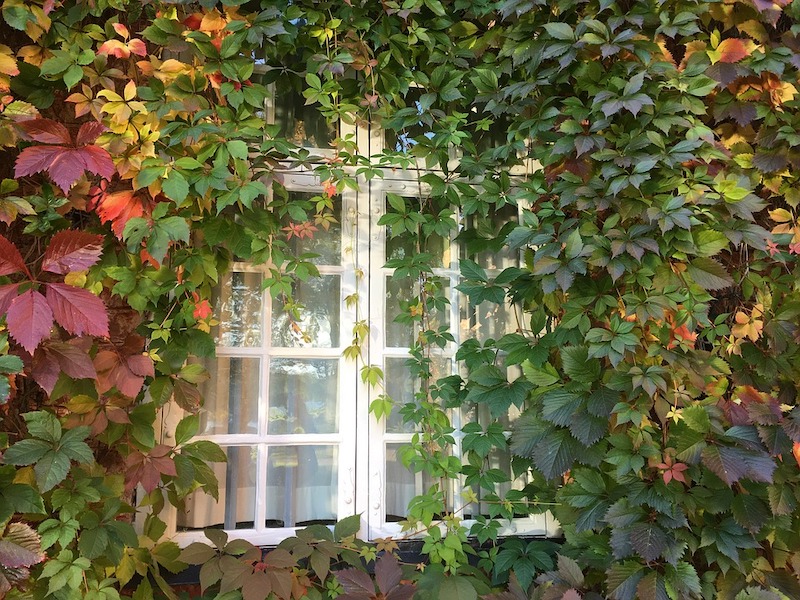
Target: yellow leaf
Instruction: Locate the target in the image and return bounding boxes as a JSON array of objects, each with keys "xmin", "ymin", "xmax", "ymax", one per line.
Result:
[
  {"xmin": 123, "ymin": 79, "xmax": 137, "ymax": 101},
  {"xmin": 0, "ymin": 45, "xmax": 19, "ymax": 76},
  {"xmin": 769, "ymin": 208, "xmax": 793, "ymax": 223},
  {"xmin": 200, "ymin": 9, "xmax": 227, "ymax": 32}
]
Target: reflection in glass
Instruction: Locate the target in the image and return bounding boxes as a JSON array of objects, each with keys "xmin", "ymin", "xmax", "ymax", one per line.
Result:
[
  {"xmin": 384, "ymin": 88, "xmax": 434, "ymax": 153},
  {"xmin": 265, "ymin": 445, "xmax": 338, "ymax": 527},
  {"xmin": 215, "ymin": 271, "xmax": 263, "ymax": 347},
  {"xmin": 268, "ymin": 359, "xmax": 338, "ymax": 434},
  {"xmin": 385, "ymin": 443, "xmax": 436, "ymax": 521},
  {"xmin": 385, "ymin": 276, "xmax": 449, "ymax": 348},
  {"xmin": 177, "ymin": 446, "xmax": 257, "ymax": 530},
  {"xmin": 284, "ymin": 192, "xmax": 342, "ymax": 265},
  {"xmin": 200, "ymin": 357, "xmax": 260, "ymax": 435},
  {"xmin": 275, "ymin": 83, "xmax": 336, "ymax": 148},
  {"xmin": 463, "ymin": 446, "xmax": 532, "ymax": 520},
  {"xmin": 460, "ymin": 298, "xmax": 518, "ymax": 344},
  {"xmin": 385, "ymin": 356, "xmax": 450, "ymax": 433},
  {"xmin": 272, "ymin": 276, "xmax": 340, "ymax": 348},
  {"xmin": 384, "ymin": 197, "xmax": 448, "ymax": 267}
]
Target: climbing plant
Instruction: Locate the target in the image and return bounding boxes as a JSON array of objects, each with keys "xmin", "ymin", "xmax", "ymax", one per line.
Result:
[{"xmin": 1, "ymin": 0, "xmax": 800, "ymax": 599}]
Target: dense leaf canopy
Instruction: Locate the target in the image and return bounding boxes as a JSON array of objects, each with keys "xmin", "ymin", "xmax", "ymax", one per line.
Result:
[{"xmin": 1, "ymin": 0, "xmax": 800, "ymax": 599}]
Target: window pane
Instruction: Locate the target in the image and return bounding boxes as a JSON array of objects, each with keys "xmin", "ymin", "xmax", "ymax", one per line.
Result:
[
  {"xmin": 215, "ymin": 271, "xmax": 263, "ymax": 348},
  {"xmin": 265, "ymin": 445, "xmax": 338, "ymax": 527},
  {"xmin": 268, "ymin": 359, "xmax": 339, "ymax": 434},
  {"xmin": 384, "ymin": 195, "xmax": 449, "ymax": 268},
  {"xmin": 463, "ymin": 446, "xmax": 532, "ymax": 519},
  {"xmin": 385, "ymin": 276, "xmax": 449, "ymax": 348},
  {"xmin": 385, "ymin": 356, "xmax": 450, "ymax": 433},
  {"xmin": 272, "ymin": 275, "xmax": 340, "ymax": 348},
  {"xmin": 200, "ymin": 357, "xmax": 260, "ymax": 435},
  {"xmin": 384, "ymin": 88, "xmax": 433, "ymax": 153},
  {"xmin": 274, "ymin": 80, "xmax": 336, "ymax": 148},
  {"xmin": 385, "ymin": 443, "xmax": 436, "ymax": 521},
  {"xmin": 177, "ymin": 446, "xmax": 257, "ymax": 530},
  {"xmin": 460, "ymin": 299, "xmax": 518, "ymax": 344},
  {"xmin": 284, "ymin": 192, "xmax": 342, "ymax": 265}
]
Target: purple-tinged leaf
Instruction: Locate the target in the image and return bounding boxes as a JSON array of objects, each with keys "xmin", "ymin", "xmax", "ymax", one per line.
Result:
[
  {"xmin": 7, "ymin": 289, "xmax": 53, "ymax": 353},
  {"xmin": 0, "ymin": 523, "xmax": 45, "ymax": 568},
  {"xmin": 45, "ymin": 283, "xmax": 109, "ymax": 338},
  {"xmin": 42, "ymin": 230, "xmax": 104, "ymax": 274},
  {"xmin": 375, "ymin": 553, "xmax": 402, "ymax": 594},
  {"xmin": 75, "ymin": 121, "xmax": 106, "ymax": 146},
  {"xmin": 16, "ymin": 118, "xmax": 71, "ymax": 144},
  {"xmin": 0, "ymin": 283, "xmax": 20, "ymax": 316},
  {"xmin": 335, "ymin": 567, "xmax": 375, "ymax": 600},
  {"xmin": 752, "ymin": 149, "xmax": 789, "ymax": 173},
  {"xmin": 0, "ymin": 235, "xmax": 30, "ymax": 278},
  {"xmin": 629, "ymin": 523, "xmax": 668, "ymax": 562},
  {"xmin": 32, "ymin": 339, "xmax": 97, "ymax": 395}
]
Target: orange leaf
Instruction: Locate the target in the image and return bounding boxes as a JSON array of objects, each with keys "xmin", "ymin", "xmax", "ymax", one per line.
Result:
[
  {"xmin": 717, "ymin": 38, "xmax": 750, "ymax": 63},
  {"xmin": 793, "ymin": 443, "xmax": 800, "ymax": 468}
]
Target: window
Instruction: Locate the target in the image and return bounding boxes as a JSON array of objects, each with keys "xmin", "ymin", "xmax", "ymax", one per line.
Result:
[{"xmin": 160, "ymin": 83, "xmax": 557, "ymax": 546}]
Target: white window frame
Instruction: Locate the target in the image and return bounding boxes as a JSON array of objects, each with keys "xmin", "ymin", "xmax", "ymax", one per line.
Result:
[{"xmin": 158, "ymin": 84, "xmax": 558, "ymax": 547}]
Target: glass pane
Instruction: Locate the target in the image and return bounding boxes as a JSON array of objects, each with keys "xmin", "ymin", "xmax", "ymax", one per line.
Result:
[
  {"xmin": 215, "ymin": 271, "xmax": 263, "ymax": 348},
  {"xmin": 474, "ymin": 115, "xmax": 514, "ymax": 154},
  {"xmin": 265, "ymin": 445, "xmax": 338, "ymax": 527},
  {"xmin": 461, "ymin": 204, "xmax": 519, "ymax": 271},
  {"xmin": 460, "ymin": 299, "xmax": 518, "ymax": 344},
  {"xmin": 272, "ymin": 275, "xmax": 340, "ymax": 348},
  {"xmin": 461, "ymin": 365, "xmax": 524, "ymax": 428},
  {"xmin": 384, "ymin": 196, "xmax": 448, "ymax": 268},
  {"xmin": 200, "ymin": 357, "xmax": 260, "ymax": 435},
  {"xmin": 284, "ymin": 192, "xmax": 342, "ymax": 265},
  {"xmin": 385, "ymin": 443, "xmax": 436, "ymax": 521},
  {"xmin": 463, "ymin": 447, "xmax": 532, "ymax": 520},
  {"xmin": 275, "ymin": 80, "xmax": 336, "ymax": 148},
  {"xmin": 384, "ymin": 88, "xmax": 433, "ymax": 153},
  {"xmin": 385, "ymin": 356, "xmax": 450, "ymax": 433},
  {"xmin": 268, "ymin": 359, "xmax": 339, "ymax": 434},
  {"xmin": 177, "ymin": 446, "xmax": 257, "ymax": 530},
  {"xmin": 385, "ymin": 276, "xmax": 449, "ymax": 348}
]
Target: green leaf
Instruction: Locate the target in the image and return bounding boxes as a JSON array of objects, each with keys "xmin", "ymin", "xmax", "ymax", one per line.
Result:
[
  {"xmin": 162, "ymin": 171, "xmax": 189, "ymax": 203},
  {"xmin": 531, "ymin": 428, "xmax": 581, "ymax": 480},
  {"xmin": 78, "ymin": 527, "xmax": 109, "ymax": 560},
  {"xmin": 333, "ymin": 514, "xmax": 361, "ymax": 541},
  {"xmin": 3, "ymin": 438, "xmax": 51, "ymax": 465},
  {"xmin": 174, "ymin": 414, "xmax": 199, "ymax": 446},
  {"xmin": 34, "ymin": 451, "xmax": 71, "ymax": 492},
  {"xmin": 686, "ymin": 258, "xmax": 733, "ymax": 290},
  {"xmin": 543, "ymin": 22, "xmax": 575, "ymax": 41},
  {"xmin": 560, "ymin": 345, "xmax": 601, "ymax": 383},
  {"xmin": 226, "ymin": 140, "xmax": 248, "ymax": 160},
  {"xmin": 460, "ymin": 259, "xmax": 487, "ymax": 282},
  {"xmin": 438, "ymin": 576, "xmax": 477, "ymax": 600}
]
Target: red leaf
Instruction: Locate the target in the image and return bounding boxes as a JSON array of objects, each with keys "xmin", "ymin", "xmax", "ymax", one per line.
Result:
[
  {"xmin": 73, "ymin": 145, "xmax": 116, "ymax": 180},
  {"xmin": 16, "ymin": 118, "xmax": 71, "ymax": 144},
  {"xmin": 32, "ymin": 339, "xmax": 97, "ymax": 395},
  {"xmin": 94, "ymin": 348, "xmax": 153, "ymax": 397},
  {"xmin": 76, "ymin": 122, "xmax": 107, "ymax": 146},
  {"xmin": 717, "ymin": 39, "xmax": 749, "ymax": 64},
  {"xmin": 0, "ymin": 283, "xmax": 20, "ymax": 315},
  {"xmin": 16, "ymin": 145, "xmax": 115, "ymax": 193},
  {"xmin": 7, "ymin": 289, "xmax": 54, "ymax": 353},
  {"xmin": 127, "ymin": 39, "xmax": 147, "ymax": 57},
  {"xmin": 0, "ymin": 235, "xmax": 31, "ymax": 277},
  {"xmin": 89, "ymin": 185, "xmax": 152, "ymax": 238},
  {"xmin": 42, "ymin": 230, "xmax": 104, "ymax": 274},
  {"xmin": 45, "ymin": 282, "xmax": 109, "ymax": 338}
]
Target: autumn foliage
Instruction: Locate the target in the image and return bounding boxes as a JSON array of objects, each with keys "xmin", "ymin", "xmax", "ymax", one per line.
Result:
[{"xmin": 1, "ymin": 0, "xmax": 800, "ymax": 599}]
